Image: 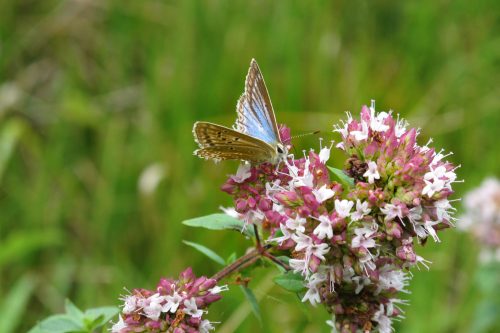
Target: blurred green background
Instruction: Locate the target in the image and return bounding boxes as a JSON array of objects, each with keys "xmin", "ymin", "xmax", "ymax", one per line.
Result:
[{"xmin": 1, "ymin": 0, "xmax": 499, "ymax": 332}]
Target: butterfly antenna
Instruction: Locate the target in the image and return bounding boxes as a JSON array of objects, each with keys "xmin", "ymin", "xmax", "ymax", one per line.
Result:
[{"xmin": 291, "ymin": 130, "xmax": 320, "ymax": 140}]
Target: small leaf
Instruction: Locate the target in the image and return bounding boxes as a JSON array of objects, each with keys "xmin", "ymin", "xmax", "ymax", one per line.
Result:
[
  {"xmin": 327, "ymin": 166, "xmax": 354, "ymax": 189},
  {"xmin": 182, "ymin": 214, "xmax": 254, "ymax": 237},
  {"xmin": 273, "ymin": 271, "xmax": 306, "ymax": 292},
  {"xmin": 27, "ymin": 315, "xmax": 81, "ymax": 333},
  {"xmin": 84, "ymin": 306, "xmax": 118, "ymax": 329},
  {"xmin": 240, "ymin": 286, "xmax": 262, "ymax": 326},
  {"xmin": 275, "ymin": 256, "xmax": 290, "ymax": 265},
  {"xmin": 64, "ymin": 299, "xmax": 83, "ymax": 321},
  {"xmin": 182, "ymin": 241, "xmax": 225, "ymax": 265}
]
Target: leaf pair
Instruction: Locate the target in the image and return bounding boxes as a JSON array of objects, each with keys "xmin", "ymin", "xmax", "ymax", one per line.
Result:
[{"xmin": 28, "ymin": 300, "xmax": 118, "ymax": 333}]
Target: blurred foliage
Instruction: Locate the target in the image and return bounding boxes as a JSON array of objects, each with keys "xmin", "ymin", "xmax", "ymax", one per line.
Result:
[{"xmin": 0, "ymin": 0, "xmax": 499, "ymax": 332}]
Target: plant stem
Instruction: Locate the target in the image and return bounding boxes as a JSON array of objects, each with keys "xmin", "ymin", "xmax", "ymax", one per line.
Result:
[
  {"xmin": 210, "ymin": 244, "xmax": 291, "ymax": 282},
  {"xmin": 211, "ymin": 248, "xmax": 261, "ymax": 282}
]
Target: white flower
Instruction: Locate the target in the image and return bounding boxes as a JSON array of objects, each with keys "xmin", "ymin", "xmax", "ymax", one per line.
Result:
[
  {"xmin": 369, "ymin": 104, "xmax": 390, "ymax": 132},
  {"xmin": 394, "ymin": 115, "xmax": 408, "ymax": 137},
  {"xmin": 313, "ymin": 184, "xmax": 335, "ymax": 203},
  {"xmin": 286, "ymin": 216, "xmax": 307, "ymax": 233},
  {"xmin": 111, "ymin": 315, "xmax": 127, "ymax": 333},
  {"xmin": 291, "ymin": 163, "xmax": 314, "ymax": 188},
  {"xmin": 407, "ymin": 206, "xmax": 422, "ymax": 225},
  {"xmin": 434, "ymin": 199, "xmax": 454, "ymax": 222},
  {"xmin": 335, "ymin": 199, "xmax": 354, "ymax": 218},
  {"xmin": 363, "ymin": 161, "xmax": 380, "ymax": 184},
  {"xmin": 231, "ymin": 163, "xmax": 251, "ymax": 183},
  {"xmin": 200, "ymin": 319, "xmax": 216, "ymax": 333},
  {"xmin": 292, "ymin": 232, "xmax": 313, "ymax": 252},
  {"xmin": 289, "ymin": 258, "xmax": 309, "ymax": 276},
  {"xmin": 143, "ymin": 293, "xmax": 164, "ymax": 320},
  {"xmin": 372, "ymin": 305, "xmax": 393, "ymax": 333},
  {"xmin": 319, "ymin": 146, "xmax": 331, "ymax": 163},
  {"xmin": 377, "ymin": 266, "xmax": 409, "ymax": 293},
  {"xmin": 310, "ymin": 243, "xmax": 330, "ymax": 261},
  {"xmin": 268, "ymin": 223, "xmax": 292, "ymax": 245},
  {"xmin": 380, "ymin": 203, "xmax": 404, "ymax": 222},
  {"xmin": 209, "ymin": 285, "xmax": 229, "ymax": 294},
  {"xmin": 351, "ymin": 227, "xmax": 376, "ymax": 249},
  {"xmin": 431, "ymin": 151, "xmax": 445, "ymax": 166},
  {"xmin": 313, "ymin": 215, "xmax": 334, "ymax": 240},
  {"xmin": 122, "ymin": 295, "xmax": 137, "ymax": 314},
  {"xmin": 425, "ymin": 165, "xmax": 446, "ymax": 180},
  {"xmin": 422, "ymin": 178, "xmax": 445, "ymax": 197},
  {"xmin": 163, "ymin": 291, "xmax": 183, "ymax": 313},
  {"xmin": 415, "ymin": 255, "xmax": 432, "ymax": 270},
  {"xmin": 301, "ymin": 286, "xmax": 321, "ymax": 306},
  {"xmin": 351, "ymin": 120, "xmax": 369, "ymax": 141},
  {"xmin": 413, "ymin": 221, "xmax": 440, "ymax": 242},
  {"xmin": 351, "ymin": 200, "xmax": 371, "ymax": 221},
  {"xmin": 183, "ymin": 297, "xmax": 203, "ymax": 318},
  {"xmin": 333, "ymin": 113, "xmax": 352, "ymax": 138}
]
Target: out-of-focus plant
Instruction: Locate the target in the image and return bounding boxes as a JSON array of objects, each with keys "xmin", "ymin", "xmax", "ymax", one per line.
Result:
[{"xmin": 459, "ymin": 178, "xmax": 500, "ymax": 333}]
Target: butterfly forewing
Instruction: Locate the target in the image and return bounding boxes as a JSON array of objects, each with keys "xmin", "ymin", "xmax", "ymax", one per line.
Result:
[
  {"xmin": 193, "ymin": 121, "xmax": 277, "ymax": 163},
  {"xmin": 235, "ymin": 59, "xmax": 281, "ymax": 146}
]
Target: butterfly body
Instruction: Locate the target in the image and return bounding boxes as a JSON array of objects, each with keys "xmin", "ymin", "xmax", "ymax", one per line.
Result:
[{"xmin": 193, "ymin": 59, "xmax": 287, "ymax": 164}]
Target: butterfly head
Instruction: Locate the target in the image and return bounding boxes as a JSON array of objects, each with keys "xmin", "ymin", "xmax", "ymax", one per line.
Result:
[{"xmin": 274, "ymin": 142, "xmax": 289, "ymax": 163}]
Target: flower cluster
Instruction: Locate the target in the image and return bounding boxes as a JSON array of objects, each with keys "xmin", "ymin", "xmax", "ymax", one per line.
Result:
[
  {"xmin": 221, "ymin": 101, "xmax": 458, "ymax": 332},
  {"xmin": 460, "ymin": 178, "xmax": 500, "ymax": 263},
  {"xmin": 112, "ymin": 268, "xmax": 227, "ymax": 333}
]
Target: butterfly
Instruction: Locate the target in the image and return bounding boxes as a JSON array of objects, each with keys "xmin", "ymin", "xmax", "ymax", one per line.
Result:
[{"xmin": 193, "ymin": 59, "xmax": 288, "ymax": 164}]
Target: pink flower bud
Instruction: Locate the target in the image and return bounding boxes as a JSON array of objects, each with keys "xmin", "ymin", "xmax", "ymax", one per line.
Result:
[
  {"xmin": 275, "ymin": 191, "xmax": 302, "ymax": 206},
  {"xmin": 235, "ymin": 198, "xmax": 248, "ymax": 212},
  {"xmin": 258, "ymin": 198, "xmax": 272, "ymax": 211}
]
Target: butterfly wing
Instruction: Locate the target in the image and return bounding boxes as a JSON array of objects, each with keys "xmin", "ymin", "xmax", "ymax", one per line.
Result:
[
  {"xmin": 193, "ymin": 121, "xmax": 277, "ymax": 163},
  {"xmin": 235, "ymin": 59, "xmax": 282, "ymax": 146}
]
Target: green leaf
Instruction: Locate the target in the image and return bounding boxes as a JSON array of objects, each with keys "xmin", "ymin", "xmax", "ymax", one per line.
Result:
[
  {"xmin": 327, "ymin": 166, "xmax": 354, "ymax": 189},
  {"xmin": 182, "ymin": 214, "xmax": 254, "ymax": 237},
  {"xmin": 64, "ymin": 299, "xmax": 83, "ymax": 322},
  {"xmin": 27, "ymin": 315, "xmax": 81, "ymax": 333},
  {"xmin": 273, "ymin": 271, "xmax": 306, "ymax": 292},
  {"xmin": 182, "ymin": 240, "xmax": 226, "ymax": 265},
  {"xmin": 0, "ymin": 275, "xmax": 36, "ymax": 333},
  {"xmin": 84, "ymin": 306, "xmax": 118, "ymax": 327},
  {"xmin": 240, "ymin": 286, "xmax": 262, "ymax": 326}
]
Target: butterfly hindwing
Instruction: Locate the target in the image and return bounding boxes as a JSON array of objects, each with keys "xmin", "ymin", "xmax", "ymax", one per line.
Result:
[
  {"xmin": 235, "ymin": 59, "xmax": 281, "ymax": 146},
  {"xmin": 193, "ymin": 121, "xmax": 276, "ymax": 162}
]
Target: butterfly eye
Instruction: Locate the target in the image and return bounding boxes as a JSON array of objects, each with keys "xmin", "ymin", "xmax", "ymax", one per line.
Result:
[{"xmin": 277, "ymin": 145, "xmax": 284, "ymax": 154}]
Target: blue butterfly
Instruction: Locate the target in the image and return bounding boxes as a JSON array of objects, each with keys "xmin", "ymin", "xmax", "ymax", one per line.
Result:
[{"xmin": 193, "ymin": 59, "xmax": 287, "ymax": 164}]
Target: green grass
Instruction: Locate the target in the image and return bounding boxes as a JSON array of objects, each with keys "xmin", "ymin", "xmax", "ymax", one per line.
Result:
[{"xmin": 0, "ymin": 0, "xmax": 499, "ymax": 332}]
